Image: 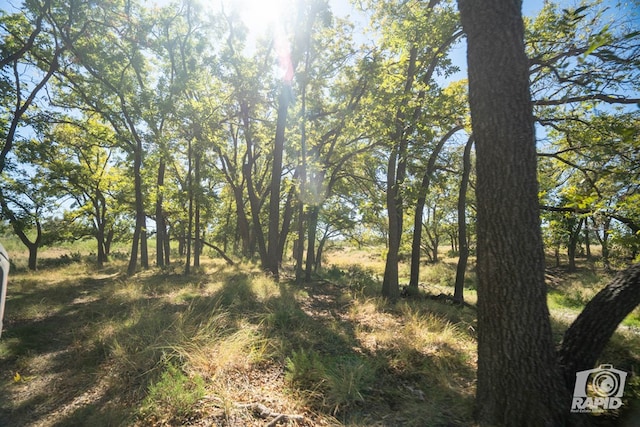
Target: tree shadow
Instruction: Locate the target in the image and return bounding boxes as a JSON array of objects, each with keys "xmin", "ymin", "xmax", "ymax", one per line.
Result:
[{"xmin": 1, "ymin": 262, "xmax": 477, "ymax": 427}]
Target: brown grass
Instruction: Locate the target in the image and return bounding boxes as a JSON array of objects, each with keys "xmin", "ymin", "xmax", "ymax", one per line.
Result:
[{"xmin": 0, "ymin": 244, "xmax": 637, "ymax": 426}]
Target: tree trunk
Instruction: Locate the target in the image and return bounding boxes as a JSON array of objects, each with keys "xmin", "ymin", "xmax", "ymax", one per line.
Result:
[
  {"xmin": 305, "ymin": 205, "xmax": 320, "ymax": 282},
  {"xmin": 240, "ymin": 101, "xmax": 268, "ymax": 263},
  {"xmin": 266, "ymin": 85, "xmax": 292, "ymax": 278},
  {"xmin": 584, "ymin": 223, "xmax": 591, "ymax": 261},
  {"xmin": 409, "ymin": 125, "xmax": 463, "ymax": 288},
  {"xmin": 185, "ymin": 138, "xmax": 193, "ymax": 275},
  {"xmin": 233, "ymin": 186, "xmax": 251, "ymax": 257},
  {"xmin": 194, "ymin": 151, "xmax": 201, "ymax": 268},
  {"xmin": 128, "ymin": 141, "xmax": 147, "ymax": 276},
  {"xmin": 454, "ymin": 136, "xmax": 473, "ymax": 304},
  {"xmin": 96, "ymin": 227, "xmax": 106, "ymax": 268},
  {"xmin": 459, "ymin": 0, "xmax": 569, "ymax": 425},
  {"xmin": 593, "ymin": 216, "xmax": 611, "ymax": 271},
  {"xmin": 382, "ymin": 45, "xmax": 418, "ymax": 299},
  {"xmin": 295, "ymin": 202, "xmax": 306, "ymax": 282},
  {"xmin": 382, "ymin": 144, "xmax": 401, "ymax": 299},
  {"xmin": 156, "ymin": 159, "xmax": 167, "ymax": 267},
  {"xmin": 558, "ymin": 263, "xmax": 640, "ymax": 388},
  {"xmin": 567, "ymin": 217, "xmax": 584, "ymax": 272},
  {"xmin": 279, "ymin": 175, "xmax": 298, "ymax": 264}
]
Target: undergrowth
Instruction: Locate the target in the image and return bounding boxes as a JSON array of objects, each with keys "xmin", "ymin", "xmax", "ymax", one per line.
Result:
[{"xmin": 0, "ymin": 250, "xmax": 638, "ymax": 426}]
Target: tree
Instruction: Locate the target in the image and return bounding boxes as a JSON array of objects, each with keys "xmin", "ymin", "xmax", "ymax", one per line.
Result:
[
  {"xmin": 458, "ymin": 0, "xmax": 568, "ymax": 424},
  {"xmin": 460, "ymin": 1, "xmax": 640, "ymax": 425},
  {"xmin": 33, "ymin": 118, "xmax": 121, "ymax": 267},
  {"xmin": 453, "ymin": 135, "xmax": 473, "ymax": 304},
  {"xmin": 0, "ymin": 166, "xmax": 56, "ymax": 270},
  {"xmin": 359, "ymin": 0, "xmax": 461, "ymax": 298}
]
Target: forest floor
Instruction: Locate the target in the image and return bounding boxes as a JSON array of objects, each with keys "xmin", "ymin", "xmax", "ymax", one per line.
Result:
[{"xmin": 0, "ymin": 245, "xmax": 639, "ymax": 426}]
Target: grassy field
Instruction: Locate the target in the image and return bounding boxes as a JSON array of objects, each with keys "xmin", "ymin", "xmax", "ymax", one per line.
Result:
[{"xmin": 0, "ymin": 244, "xmax": 638, "ymax": 426}]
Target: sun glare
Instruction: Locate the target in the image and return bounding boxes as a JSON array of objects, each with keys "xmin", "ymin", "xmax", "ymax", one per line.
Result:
[{"xmin": 228, "ymin": 0, "xmax": 289, "ymax": 36}]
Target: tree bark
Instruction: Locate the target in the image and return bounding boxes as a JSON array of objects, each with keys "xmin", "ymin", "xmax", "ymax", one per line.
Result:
[
  {"xmin": 459, "ymin": 0, "xmax": 569, "ymax": 425},
  {"xmin": 558, "ymin": 263, "xmax": 640, "ymax": 388},
  {"xmin": 453, "ymin": 136, "xmax": 473, "ymax": 304}
]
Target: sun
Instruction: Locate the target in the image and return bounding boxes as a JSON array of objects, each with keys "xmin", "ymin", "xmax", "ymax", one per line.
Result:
[{"xmin": 227, "ymin": 0, "xmax": 289, "ymax": 37}]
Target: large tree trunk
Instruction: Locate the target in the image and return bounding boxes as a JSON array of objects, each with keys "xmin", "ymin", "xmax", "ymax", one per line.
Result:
[
  {"xmin": 459, "ymin": 0, "xmax": 569, "ymax": 425},
  {"xmin": 558, "ymin": 263, "xmax": 640, "ymax": 387},
  {"xmin": 453, "ymin": 136, "xmax": 473, "ymax": 304}
]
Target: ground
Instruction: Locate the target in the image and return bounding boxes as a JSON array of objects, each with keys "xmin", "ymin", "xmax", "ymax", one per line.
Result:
[{"xmin": 0, "ymin": 245, "xmax": 638, "ymax": 426}]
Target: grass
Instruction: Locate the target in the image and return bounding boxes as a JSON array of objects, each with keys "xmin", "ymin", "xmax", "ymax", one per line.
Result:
[{"xmin": 0, "ymin": 244, "xmax": 638, "ymax": 426}]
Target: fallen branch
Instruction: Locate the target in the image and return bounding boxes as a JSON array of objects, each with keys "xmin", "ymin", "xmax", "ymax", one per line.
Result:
[
  {"xmin": 196, "ymin": 239, "xmax": 235, "ymax": 265},
  {"xmin": 236, "ymin": 402, "xmax": 305, "ymax": 426}
]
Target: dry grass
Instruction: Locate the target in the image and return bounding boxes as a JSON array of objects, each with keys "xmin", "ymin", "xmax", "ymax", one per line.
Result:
[{"xmin": 0, "ymin": 244, "xmax": 637, "ymax": 426}]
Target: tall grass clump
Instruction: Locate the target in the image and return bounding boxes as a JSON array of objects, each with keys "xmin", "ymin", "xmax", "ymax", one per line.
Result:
[
  {"xmin": 141, "ymin": 362, "xmax": 206, "ymax": 422},
  {"xmin": 285, "ymin": 348, "xmax": 376, "ymax": 416},
  {"xmin": 324, "ymin": 356, "xmax": 376, "ymax": 415}
]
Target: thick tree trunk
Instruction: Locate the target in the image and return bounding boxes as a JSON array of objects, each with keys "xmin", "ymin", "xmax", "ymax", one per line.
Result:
[
  {"xmin": 558, "ymin": 263, "xmax": 640, "ymax": 387},
  {"xmin": 459, "ymin": 0, "xmax": 569, "ymax": 425},
  {"xmin": 453, "ymin": 136, "xmax": 473, "ymax": 304}
]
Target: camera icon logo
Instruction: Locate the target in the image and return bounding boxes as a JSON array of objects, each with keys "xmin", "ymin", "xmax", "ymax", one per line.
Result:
[{"xmin": 571, "ymin": 364, "xmax": 628, "ymax": 413}]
